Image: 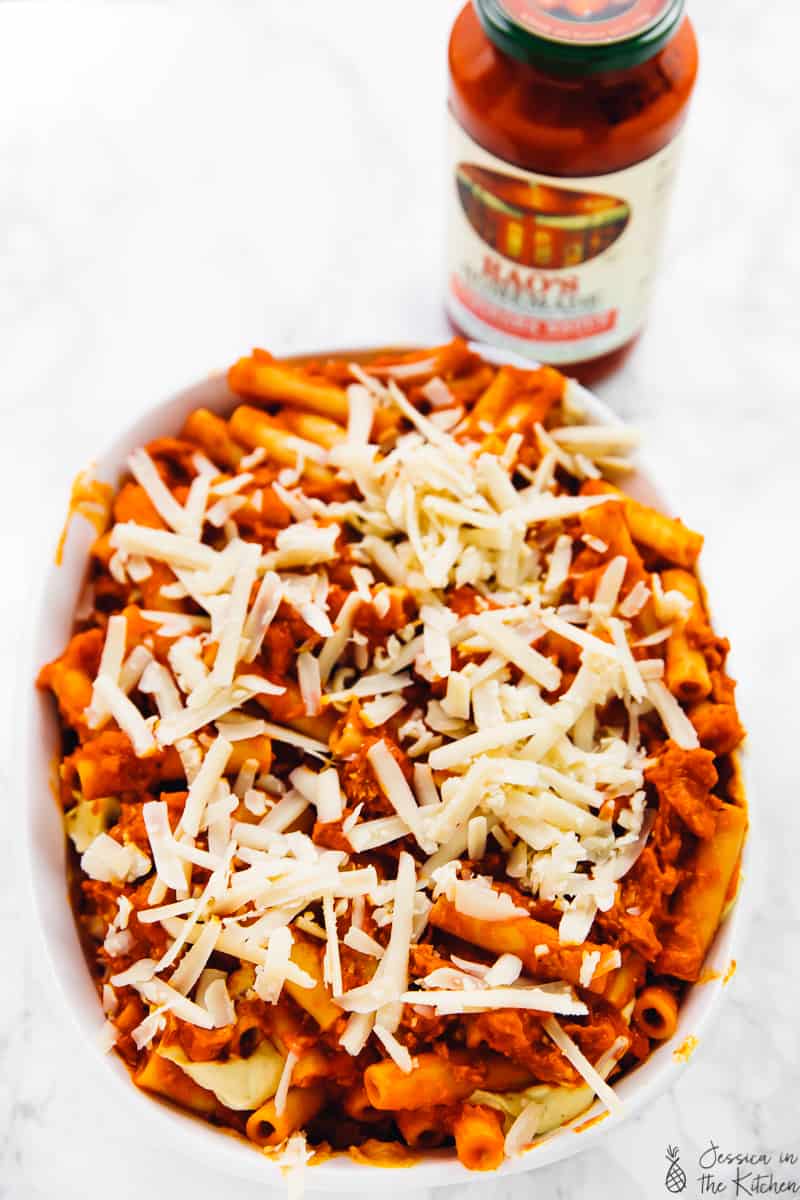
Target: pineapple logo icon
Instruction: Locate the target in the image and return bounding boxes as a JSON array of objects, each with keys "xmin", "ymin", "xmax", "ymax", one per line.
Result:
[{"xmin": 665, "ymin": 1146, "xmax": 687, "ymax": 1193}]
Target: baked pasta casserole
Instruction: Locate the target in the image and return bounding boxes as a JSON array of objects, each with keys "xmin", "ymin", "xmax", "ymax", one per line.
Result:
[{"xmin": 38, "ymin": 341, "xmax": 747, "ymax": 1174}]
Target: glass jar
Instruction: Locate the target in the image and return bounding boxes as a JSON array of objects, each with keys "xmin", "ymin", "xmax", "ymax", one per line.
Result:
[{"xmin": 446, "ymin": 0, "xmax": 699, "ymax": 383}]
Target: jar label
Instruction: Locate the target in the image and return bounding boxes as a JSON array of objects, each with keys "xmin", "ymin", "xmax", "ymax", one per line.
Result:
[
  {"xmin": 446, "ymin": 114, "xmax": 684, "ymax": 365},
  {"xmin": 497, "ymin": 0, "xmax": 673, "ymax": 46}
]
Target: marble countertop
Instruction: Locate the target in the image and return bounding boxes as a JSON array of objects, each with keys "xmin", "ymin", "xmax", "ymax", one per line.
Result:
[{"xmin": 1, "ymin": 3, "xmax": 798, "ymax": 1197}]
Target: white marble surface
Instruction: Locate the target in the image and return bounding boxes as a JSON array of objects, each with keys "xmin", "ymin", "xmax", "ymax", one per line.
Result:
[{"xmin": 1, "ymin": 2, "xmax": 798, "ymax": 1197}]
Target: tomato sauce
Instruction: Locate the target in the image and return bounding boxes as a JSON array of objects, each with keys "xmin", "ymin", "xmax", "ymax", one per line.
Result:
[{"xmin": 446, "ymin": 0, "xmax": 698, "ymax": 382}]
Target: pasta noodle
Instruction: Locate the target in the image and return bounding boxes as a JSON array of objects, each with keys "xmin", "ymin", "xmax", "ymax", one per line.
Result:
[
  {"xmin": 656, "ymin": 804, "xmax": 747, "ymax": 981},
  {"xmin": 633, "ymin": 986, "xmax": 679, "ymax": 1040},
  {"xmin": 394, "ymin": 1107, "xmax": 449, "ymax": 1149},
  {"xmin": 38, "ymin": 340, "xmax": 746, "ymax": 1173},
  {"xmin": 662, "ymin": 568, "xmax": 712, "ymax": 703},
  {"xmin": 452, "ymin": 1104, "xmax": 506, "ymax": 1172},
  {"xmin": 245, "ymin": 1085, "xmax": 326, "ymax": 1147},
  {"xmin": 429, "ymin": 897, "xmax": 620, "ymax": 987}
]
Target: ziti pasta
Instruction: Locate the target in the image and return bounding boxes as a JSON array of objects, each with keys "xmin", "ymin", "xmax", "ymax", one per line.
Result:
[{"xmin": 39, "ymin": 340, "xmax": 746, "ymax": 1174}]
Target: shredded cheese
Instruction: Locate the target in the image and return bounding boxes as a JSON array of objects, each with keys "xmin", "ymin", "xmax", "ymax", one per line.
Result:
[
  {"xmin": 128, "ymin": 448, "xmax": 195, "ymax": 535},
  {"xmin": 646, "ymin": 679, "xmax": 700, "ymax": 748},
  {"xmin": 367, "ymin": 740, "xmax": 435, "ymax": 853},
  {"xmin": 542, "ymin": 1016, "xmax": 623, "ymax": 1113},
  {"xmin": 402, "ymin": 984, "xmax": 587, "ymax": 1016},
  {"xmin": 92, "ymin": 674, "xmax": 156, "ymax": 756},
  {"xmin": 373, "ymin": 1025, "xmax": 413, "ymax": 1073},
  {"xmin": 81, "ymin": 834, "xmax": 151, "ymax": 884}
]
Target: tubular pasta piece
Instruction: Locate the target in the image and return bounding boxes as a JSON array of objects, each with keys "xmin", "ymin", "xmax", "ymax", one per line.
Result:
[
  {"xmin": 429, "ymin": 897, "xmax": 617, "ymax": 988},
  {"xmin": 656, "ymin": 803, "xmax": 746, "ymax": 981},
  {"xmin": 245, "ymin": 1085, "xmax": 326, "ymax": 1148},
  {"xmin": 453, "ymin": 1104, "xmax": 505, "ymax": 1172}
]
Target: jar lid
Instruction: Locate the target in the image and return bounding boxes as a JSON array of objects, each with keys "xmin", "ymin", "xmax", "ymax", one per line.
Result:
[{"xmin": 474, "ymin": 0, "xmax": 686, "ymax": 74}]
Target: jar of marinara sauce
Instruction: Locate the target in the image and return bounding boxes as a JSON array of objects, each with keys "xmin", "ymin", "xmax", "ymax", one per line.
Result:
[{"xmin": 446, "ymin": 0, "xmax": 698, "ymax": 383}]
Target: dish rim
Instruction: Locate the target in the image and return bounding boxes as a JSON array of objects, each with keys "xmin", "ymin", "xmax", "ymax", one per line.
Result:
[{"xmin": 22, "ymin": 340, "xmax": 749, "ymax": 1190}]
